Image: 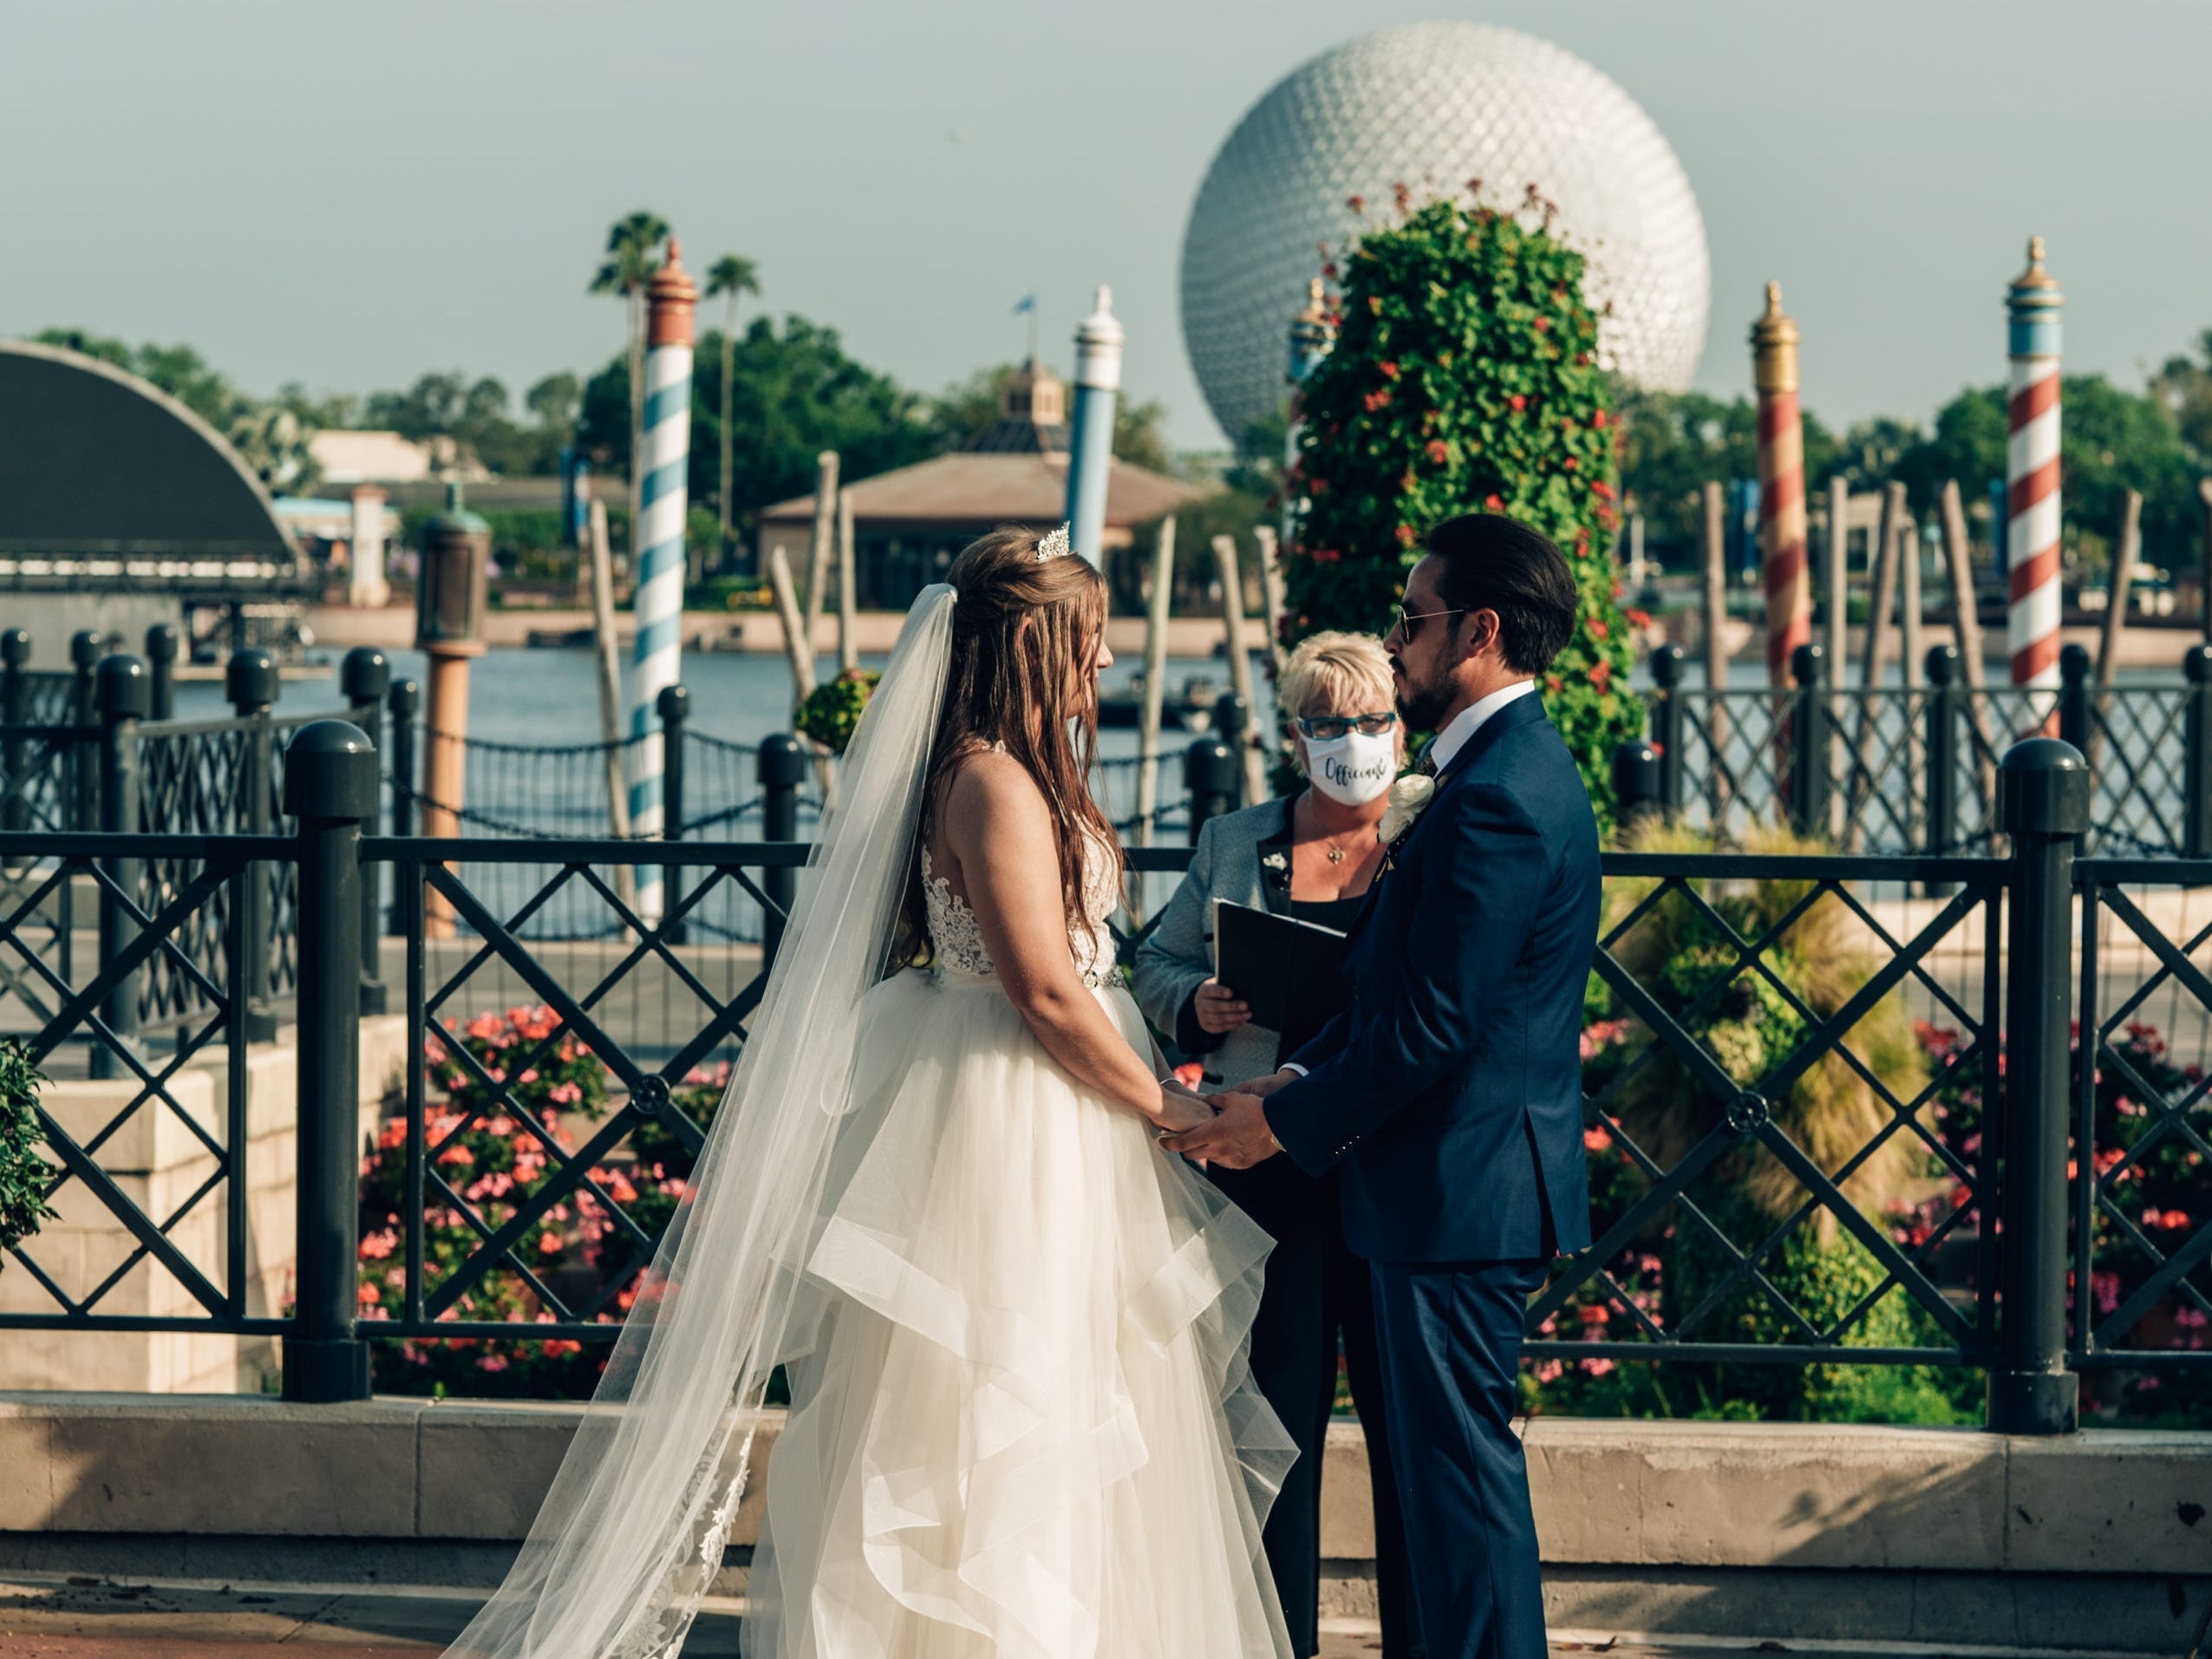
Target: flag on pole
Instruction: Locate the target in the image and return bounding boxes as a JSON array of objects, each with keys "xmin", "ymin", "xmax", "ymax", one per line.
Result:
[{"xmin": 1012, "ymin": 293, "xmax": 1037, "ymax": 315}]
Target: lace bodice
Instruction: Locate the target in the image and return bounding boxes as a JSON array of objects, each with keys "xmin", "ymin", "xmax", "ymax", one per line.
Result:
[{"xmin": 920, "ymin": 837, "xmax": 1120, "ymax": 988}]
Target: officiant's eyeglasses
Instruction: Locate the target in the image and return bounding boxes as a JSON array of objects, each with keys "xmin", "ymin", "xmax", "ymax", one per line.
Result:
[
  {"xmin": 1389, "ymin": 604, "xmax": 1467, "ymax": 643},
  {"xmin": 1295, "ymin": 711, "xmax": 1399, "ymax": 741}
]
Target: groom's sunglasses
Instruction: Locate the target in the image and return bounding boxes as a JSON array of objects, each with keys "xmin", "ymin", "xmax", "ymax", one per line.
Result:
[
  {"xmin": 1295, "ymin": 711, "xmax": 1400, "ymax": 741},
  {"xmin": 1389, "ymin": 604, "xmax": 1467, "ymax": 643}
]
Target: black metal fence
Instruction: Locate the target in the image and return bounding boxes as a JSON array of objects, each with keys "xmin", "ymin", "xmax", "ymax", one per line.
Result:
[
  {"xmin": 5, "ymin": 715, "xmax": 2210, "ymax": 1430},
  {"xmin": 1643, "ymin": 640, "xmax": 2212, "ymax": 858}
]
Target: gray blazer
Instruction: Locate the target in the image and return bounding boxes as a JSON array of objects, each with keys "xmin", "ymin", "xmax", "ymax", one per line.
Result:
[{"xmin": 1131, "ymin": 794, "xmax": 1304, "ymax": 1088}]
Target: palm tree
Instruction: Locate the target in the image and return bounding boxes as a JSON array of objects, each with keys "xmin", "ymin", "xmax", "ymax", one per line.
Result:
[
  {"xmin": 704, "ymin": 253, "xmax": 760, "ymax": 570},
  {"xmin": 589, "ymin": 210, "xmax": 671, "ymax": 571}
]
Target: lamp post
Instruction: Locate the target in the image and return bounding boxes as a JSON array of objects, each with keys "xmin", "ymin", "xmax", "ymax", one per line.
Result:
[
  {"xmin": 1063, "ymin": 286, "xmax": 1123, "ymax": 565},
  {"xmin": 626, "ymin": 240, "xmax": 697, "ymax": 922},
  {"xmin": 414, "ymin": 482, "xmax": 490, "ymax": 938},
  {"xmin": 2006, "ymin": 238, "xmax": 2064, "ymax": 697}
]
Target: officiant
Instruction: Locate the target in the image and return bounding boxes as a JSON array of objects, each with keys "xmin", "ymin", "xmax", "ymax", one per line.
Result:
[{"xmin": 1132, "ymin": 630, "xmax": 1419, "ymax": 1659}]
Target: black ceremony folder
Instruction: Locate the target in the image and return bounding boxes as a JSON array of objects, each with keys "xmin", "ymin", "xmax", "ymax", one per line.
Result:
[{"xmin": 1211, "ymin": 899, "xmax": 1350, "ymax": 1036}]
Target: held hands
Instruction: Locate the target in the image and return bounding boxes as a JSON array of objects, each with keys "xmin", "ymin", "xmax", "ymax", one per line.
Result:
[
  {"xmin": 1161, "ymin": 1091, "xmax": 1282, "ymax": 1169},
  {"xmin": 1192, "ymin": 979, "xmax": 1252, "ymax": 1035},
  {"xmin": 1152, "ymin": 1079, "xmax": 1219, "ymax": 1136}
]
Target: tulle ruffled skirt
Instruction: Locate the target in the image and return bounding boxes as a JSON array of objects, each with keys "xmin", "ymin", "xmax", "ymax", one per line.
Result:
[{"xmin": 741, "ymin": 967, "xmax": 1295, "ymax": 1659}]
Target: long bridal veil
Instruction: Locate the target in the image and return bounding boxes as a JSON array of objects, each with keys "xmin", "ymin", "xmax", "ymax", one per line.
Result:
[{"xmin": 444, "ymin": 585, "xmax": 958, "ymax": 1659}]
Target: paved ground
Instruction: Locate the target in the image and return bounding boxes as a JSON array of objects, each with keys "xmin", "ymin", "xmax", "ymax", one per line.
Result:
[
  {"xmin": 0, "ymin": 1576, "xmax": 2070, "ymax": 1658},
  {"xmin": 0, "ymin": 1580, "xmax": 1393, "ymax": 1657}
]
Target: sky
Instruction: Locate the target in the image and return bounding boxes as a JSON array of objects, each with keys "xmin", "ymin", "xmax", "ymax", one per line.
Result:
[{"xmin": 6, "ymin": 1, "xmax": 2209, "ymax": 453}]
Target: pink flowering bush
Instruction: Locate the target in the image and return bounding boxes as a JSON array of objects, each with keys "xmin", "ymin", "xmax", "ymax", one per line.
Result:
[
  {"xmin": 1530, "ymin": 1009, "xmax": 2212, "ymax": 1425},
  {"xmin": 355, "ymin": 1006, "xmax": 730, "ymax": 1400}
]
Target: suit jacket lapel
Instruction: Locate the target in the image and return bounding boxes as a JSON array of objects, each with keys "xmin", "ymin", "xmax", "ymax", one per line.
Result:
[{"xmin": 1342, "ymin": 693, "xmax": 1550, "ymax": 953}]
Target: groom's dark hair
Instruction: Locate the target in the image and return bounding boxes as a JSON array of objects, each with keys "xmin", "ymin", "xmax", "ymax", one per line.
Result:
[{"xmin": 1422, "ymin": 513, "xmax": 1578, "ymax": 674}]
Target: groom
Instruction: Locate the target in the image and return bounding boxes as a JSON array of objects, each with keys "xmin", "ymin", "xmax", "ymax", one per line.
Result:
[{"xmin": 1166, "ymin": 512, "xmax": 1598, "ymax": 1659}]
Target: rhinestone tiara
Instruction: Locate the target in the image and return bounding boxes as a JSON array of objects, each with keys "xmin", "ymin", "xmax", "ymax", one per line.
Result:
[{"xmin": 1035, "ymin": 524, "xmax": 1072, "ymax": 562}]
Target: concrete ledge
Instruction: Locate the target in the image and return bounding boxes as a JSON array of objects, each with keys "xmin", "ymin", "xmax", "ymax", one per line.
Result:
[{"xmin": 3, "ymin": 1394, "xmax": 2208, "ymax": 1649}]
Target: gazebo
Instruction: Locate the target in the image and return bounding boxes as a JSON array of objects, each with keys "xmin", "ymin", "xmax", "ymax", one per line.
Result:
[{"xmin": 754, "ymin": 361, "xmax": 1204, "ymax": 608}]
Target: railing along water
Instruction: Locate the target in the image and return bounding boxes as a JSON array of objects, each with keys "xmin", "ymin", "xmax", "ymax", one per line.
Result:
[{"xmin": 2, "ymin": 720, "xmax": 2208, "ymax": 1430}]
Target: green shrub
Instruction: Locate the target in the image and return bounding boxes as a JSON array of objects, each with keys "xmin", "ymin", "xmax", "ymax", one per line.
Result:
[
  {"xmin": 1282, "ymin": 183, "xmax": 1641, "ymax": 829},
  {"xmin": 796, "ymin": 669, "xmax": 880, "ymax": 755},
  {"xmin": 0, "ymin": 1041, "xmax": 56, "ymax": 1257}
]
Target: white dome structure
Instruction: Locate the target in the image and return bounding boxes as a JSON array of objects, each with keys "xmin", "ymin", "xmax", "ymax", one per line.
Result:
[{"xmin": 1180, "ymin": 22, "xmax": 1711, "ymax": 443}]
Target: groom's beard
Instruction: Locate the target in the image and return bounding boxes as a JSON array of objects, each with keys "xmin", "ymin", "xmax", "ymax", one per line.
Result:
[{"xmin": 1396, "ymin": 664, "xmax": 1456, "ymax": 734}]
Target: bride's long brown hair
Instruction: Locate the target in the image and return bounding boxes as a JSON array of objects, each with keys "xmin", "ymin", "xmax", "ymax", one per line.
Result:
[{"xmin": 908, "ymin": 525, "xmax": 1122, "ymax": 946}]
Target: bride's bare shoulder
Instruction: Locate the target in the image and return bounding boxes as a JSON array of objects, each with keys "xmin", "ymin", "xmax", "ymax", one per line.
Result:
[{"xmin": 939, "ymin": 748, "xmax": 1048, "ymax": 839}]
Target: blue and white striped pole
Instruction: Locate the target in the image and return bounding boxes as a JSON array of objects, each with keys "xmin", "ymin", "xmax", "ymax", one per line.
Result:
[
  {"xmin": 626, "ymin": 239, "xmax": 696, "ymax": 920},
  {"xmin": 1063, "ymin": 286, "xmax": 1123, "ymax": 563}
]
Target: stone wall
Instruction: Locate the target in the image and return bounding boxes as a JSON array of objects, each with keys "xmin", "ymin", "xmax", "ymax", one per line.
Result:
[
  {"xmin": 0, "ymin": 1017, "xmax": 408, "ymax": 1393},
  {"xmin": 1, "ymin": 1395, "xmax": 2206, "ymax": 1649}
]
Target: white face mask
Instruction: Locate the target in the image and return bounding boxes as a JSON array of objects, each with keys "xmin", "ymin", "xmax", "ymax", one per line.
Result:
[{"xmin": 1303, "ymin": 729, "xmax": 1398, "ymax": 807}]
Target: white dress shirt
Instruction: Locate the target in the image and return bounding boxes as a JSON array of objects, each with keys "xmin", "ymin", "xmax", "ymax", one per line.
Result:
[
  {"xmin": 1424, "ymin": 677, "xmax": 1538, "ymax": 775},
  {"xmin": 1274, "ymin": 677, "xmax": 1539, "ymax": 1085}
]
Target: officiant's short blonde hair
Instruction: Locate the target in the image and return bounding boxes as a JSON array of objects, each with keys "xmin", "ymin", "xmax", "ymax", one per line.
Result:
[{"xmin": 1279, "ymin": 631, "xmax": 1400, "ymax": 775}]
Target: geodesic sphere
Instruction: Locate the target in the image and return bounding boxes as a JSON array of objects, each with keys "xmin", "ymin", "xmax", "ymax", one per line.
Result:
[{"xmin": 1180, "ymin": 21, "xmax": 1711, "ymax": 443}]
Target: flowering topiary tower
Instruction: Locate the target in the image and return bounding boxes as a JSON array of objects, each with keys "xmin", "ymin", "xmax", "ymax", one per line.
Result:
[{"xmin": 1282, "ymin": 184, "xmax": 1641, "ymax": 828}]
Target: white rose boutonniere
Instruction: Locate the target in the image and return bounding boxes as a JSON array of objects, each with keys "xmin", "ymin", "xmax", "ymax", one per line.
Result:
[{"xmin": 1378, "ymin": 773, "xmax": 1437, "ymax": 846}]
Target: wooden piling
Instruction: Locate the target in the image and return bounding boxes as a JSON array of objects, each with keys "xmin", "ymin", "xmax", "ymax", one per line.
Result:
[
  {"xmin": 1134, "ymin": 515, "xmax": 1178, "ymax": 855},
  {"xmin": 1211, "ymin": 533, "xmax": 1268, "ymax": 805}
]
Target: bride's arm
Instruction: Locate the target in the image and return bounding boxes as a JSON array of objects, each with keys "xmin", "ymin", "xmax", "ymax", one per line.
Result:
[{"xmin": 942, "ymin": 754, "xmax": 1201, "ymax": 1131}]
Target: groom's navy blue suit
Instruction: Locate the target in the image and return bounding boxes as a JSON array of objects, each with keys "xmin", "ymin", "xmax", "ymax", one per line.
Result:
[{"xmin": 1265, "ymin": 689, "xmax": 1598, "ymax": 1659}]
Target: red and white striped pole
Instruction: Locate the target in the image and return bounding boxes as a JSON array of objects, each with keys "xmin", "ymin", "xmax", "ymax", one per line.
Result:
[
  {"xmin": 2006, "ymin": 238, "xmax": 2064, "ymax": 695},
  {"xmin": 1752, "ymin": 283, "xmax": 1811, "ymax": 688}
]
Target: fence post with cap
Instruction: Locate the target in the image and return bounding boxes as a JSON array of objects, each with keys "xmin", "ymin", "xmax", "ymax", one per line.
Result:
[
  {"xmin": 1987, "ymin": 735, "xmax": 2089, "ymax": 1435},
  {"xmin": 1184, "ymin": 736, "xmax": 1239, "ymax": 840},
  {"xmin": 93, "ymin": 654, "xmax": 148, "ymax": 1082},
  {"xmin": 1925, "ymin": 643, "xmax": 1961, "ymax": 889},
  {"xmin": 342, "ymin": 648, "xmax": 390, "ymax": 1015},
  {"xmin": 2185, "ymin": 647, "xmax": 2212, "ymax": 859},
  {"xmin": 1788, "ymin": 643, "xmax": 1829, "ymax": 839},
  {"xmin": 144, "ymin": 624, "xmax": 178, "ymax": 722},
  {"xmin": 1648, "ymin": 644, "xmax": 1685, "ymax": 820},
  {"xmin": 281, "ymin": 719, "xmax": 377, "ymax": 1402},
  {"xmin": 228, "ymin": 646, "xmax": 279, "ymax": 1041},
  {"xmin": 758, "ymin": 733, "xmax": 806, "ymax": 967}
]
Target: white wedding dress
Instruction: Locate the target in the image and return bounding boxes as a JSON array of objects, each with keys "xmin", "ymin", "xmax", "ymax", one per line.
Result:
[
  {"xmin": 438, "ymin": 588, "xmax": 1290, "ymax": 1659},
  {"xmin": 741, "ymin": 835, "xmax": 1295, "ymax": 1658}
]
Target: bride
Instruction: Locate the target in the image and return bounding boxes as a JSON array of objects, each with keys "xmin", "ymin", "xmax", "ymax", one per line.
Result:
[{"xmin": 445, "ymin": 526, "xmax": 1295, "ymax": 1658}]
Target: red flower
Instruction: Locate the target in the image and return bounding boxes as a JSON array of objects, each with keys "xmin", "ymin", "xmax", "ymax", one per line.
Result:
[
  {"xmin": 1379, "ymin": 360, "xmax": 1400, "ymax": 380},
  {"xmin": 1590, "ymin": 661, "xmax": 1612, "ymax": 692},
  {"xmin": 1483, "ymin": 493, "xmax": 1504, "ymax": 510},
  {"xmin": 1533, "ymin": 317, "xmax": 1550, "ymax": 333},
  {"xmin": 1563, "ymin": 457, "xmax": 1577, "ymax": 471},
  {"xmin": 1626, "ymin": 608, "xmax": 1653, "ymax": 630},
  {"xmin": 1508, "ymin": 394, "xmax": 1527, "ymax": 412},
  {"xmin": 1591, "ymin": 410, "xmax": 1608, "ymax": 429},
  {"xmin": 1395, "ymin": 525, "xmax": 1419, "ymax": 547},
  {"xmin": 1545, "ymin": 674, "xmax": 1564, "ymax": 694},
  {"xmin": 1362, "ymin": 389, "xmax": 1393, "ymax": 412},
  {"xmin": 1307, "ymin": 476, "xmax": 1328, "ymax": 496},
  {"xmin": 1588, "ymin": 618, "xmax": 1609, "ymax": 640},
  {"xmin": 1425, "ymin": 439, "xmax": 1450, "ymax": 464},
  {"xmin": 1591, "ymin": 480, "xmax": 1616, "ymax": 501},
  {"xmin": 1347, "ymin": 194, "xmax": 1366, "ymax": 214}
]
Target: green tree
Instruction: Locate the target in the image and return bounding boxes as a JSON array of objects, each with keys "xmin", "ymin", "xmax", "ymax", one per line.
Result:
[
  {"xmin": 524, "ymin": 371, "xmax": 581, "ymax": 434},
  {"xmin": 1282, "ymin": 186, "xmax": 1641, "ymax": 827},
  {"xmin": 705, "ymin": 253, "xmax": 763, "ymax": 566},
  {"xmin": 927, "ymin": 361, "xmax": 1175, "ymax": 474},
  {"xmin": 587, "ymin": 313, "xmax": 939, "ymax": 552},
  {"xmin": 1611, "ymin": 387, "xmax": 1839, "ymax": 565}
]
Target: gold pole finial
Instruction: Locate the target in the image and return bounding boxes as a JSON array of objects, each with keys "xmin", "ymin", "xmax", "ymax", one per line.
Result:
[{"xmin": 1750, "ymin": 281, "xmax": 1799, "ymax": 393}]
